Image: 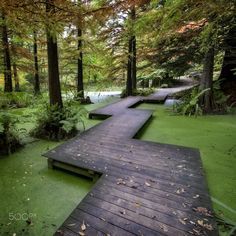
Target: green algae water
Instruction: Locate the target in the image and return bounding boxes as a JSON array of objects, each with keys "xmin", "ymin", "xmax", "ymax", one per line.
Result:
[
  {"xmin": 1, "ymin": 100, "xmax": 235, "ymax": 235},
  {"xmin": 0, "ymin": 140, "xmax": 93, "ymax": 235},
  {"xmin": 0, "ymin": 98, "xmax": 119, "ymax": 236}
]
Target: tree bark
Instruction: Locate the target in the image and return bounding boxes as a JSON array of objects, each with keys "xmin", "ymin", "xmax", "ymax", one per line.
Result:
[
  {"xmin": 199, "ymin": 45, "xmax": 215, "ymax": 113},
  {"xmin": 13, "ymin": 62, "xmax": 20, "ymax": 92},
  {"xmin": 219, "ymin": 27, "xmax": 236, "ymax": 104},
  {"xmin": 1, "ymin": 12, "xmax": 12, "ymax": 92},
  {"xmin": 46, "ymin": 0, "xmax": 63, "ymax": 107},
  {"xmin": 131, "ymin": 35, "xmax": 137, "ymax": 90},
  {"xmin": 126, "ymin": 6, "xmax": 136, "ymax": 96},
  {"xmin": 219, "ymin": 27, "xmax": 236, "ymax": 81},
  {"xmin": 126, "ymin": 38, "xmax": 133, "ymax": 96},
  {"xmin": 33, "ymin": 31, "xmax": 40, "ymax": 95},
  {"xmin": 131, "ymin": 7, "xmax": 137, "ymax": 90},
  {"xmin": 77, "ymin": 27, "xmax": 84, "ymax": 99}
]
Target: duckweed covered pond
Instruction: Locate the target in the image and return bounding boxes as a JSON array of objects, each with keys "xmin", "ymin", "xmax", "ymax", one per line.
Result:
[
  {"xmin": 0, "ymin": 97, "xmax": 119, "ymax": 236},
  {"xmin": 0, "ymin": 100, "xmax": 235, "ymax": 235}
]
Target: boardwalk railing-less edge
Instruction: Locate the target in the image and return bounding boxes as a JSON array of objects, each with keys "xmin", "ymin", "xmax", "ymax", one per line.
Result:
[{"xmin": 44, "ymin": 86, "xmax": 218, "ymax": 236}]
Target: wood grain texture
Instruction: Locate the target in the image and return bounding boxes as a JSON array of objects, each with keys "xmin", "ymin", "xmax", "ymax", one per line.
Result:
[{"xmin": 44, "ymin": 89, "xmax": 218, "ymax": 236}]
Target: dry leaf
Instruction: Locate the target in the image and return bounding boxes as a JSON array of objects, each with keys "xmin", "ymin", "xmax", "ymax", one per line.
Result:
[
  {"xmin": 117, "ymin": 178, "xmax": 126, "ymax": 185},
  {"xmin": 176, "ymin": 188, "xmax": 185, "ymax": 194},
  {"xmin": 160, "ymin": 224, "xmax": 168, "ymax": 232},
  {"xmin": 192, "ymin": 229, "xmax": 201, "ymax": 235},
  {"xmin": 193, "ymin": 207, "xmax": 212, "ymax": 216},
  {"xmin": 179, "ymin": 219, "xmax": 186, "ymax": 225},
  {"xmin": 148, "ymin": 179, "xmax": 156, "ymax": 183},
  {"xmin": 81, "ymin": 221, "xmax": 86, "ymax": 231},
  {"xmin": 197, "ymin": 220, "xmax": 213, "ymax": 231},
  {"xmin": 67, "ymin": 223, "xmax": 76, "ymax": 227}
]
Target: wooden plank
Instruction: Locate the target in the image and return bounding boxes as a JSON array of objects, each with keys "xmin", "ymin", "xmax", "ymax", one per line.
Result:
[
  {"xmin": 44, "ymin": 88, "xmax": 218, "ymax": 236},
  {"xmin": 77, "ymin": 201, "xmax": 164, "ymax": 236},
  {"xmin": 58, "ymin": 216, "xmax": 105, "ymax": 236},
  {"xmin": 71, "ymin": 208, "xmax": 135, "ymax": 236}
]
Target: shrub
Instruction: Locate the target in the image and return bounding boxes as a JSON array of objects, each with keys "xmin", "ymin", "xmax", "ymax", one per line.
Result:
[
  {"xmin": 31, "ymin": 101, "xmax": 87, "ymax": 141},
  {"xmin": 0, "ymin": 112, "xmax": 23, "ymax": 155},
  {"xmin": 0, "ymin": 92, "xmax": 34, "ymax": 109},
  {"xmin": 173, "ymin": 88, "xmax": 209, "ymax": 116},
  {"xmin": 120, "ymin": 88, "xmax": 154, "ymax": 98}
]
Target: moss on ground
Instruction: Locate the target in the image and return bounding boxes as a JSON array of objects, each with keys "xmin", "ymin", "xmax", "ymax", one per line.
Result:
[{"xmin": 136, "ymin": 104, "xmax": 236, "ymax": 234}]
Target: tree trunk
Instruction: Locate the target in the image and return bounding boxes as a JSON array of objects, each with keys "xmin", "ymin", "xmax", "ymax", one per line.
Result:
[
  {"xmin": 219, "ymin": 27, "xmax": 236, "ymax": 104},
  {"xmin": 1, "ymin": 12, "xmax": 12, "ymax": 92},
  {"xmin": 199, "ymin": 46, "xmax": 215, "ymax": 113},
  {"xmin": 33, "ymin": 31, "xmax": 40, "ymax": 95},
  {"xmin": 13, "ymin": 62, "xmax": 20, "ymax": 92},
  {"xmin": 126, "ymin": 6, "xmax": 137, "ymax": 96},
  {"xmin": 126, "ymin": 38, "xmax": 133, "ymax": 96},
  {"xmin": 131, "ymin": 7, "xmax": 136, "ymax": 91},
  {"xmin": 219, "ymin": 27, "xmax": 236, "ymax": 81},
  {"xmin": 77, "ymin": 27, "xmax": 84, "ymax": 99},
  {"xmin": 46, "ymin": 0, "xmax": 63, "ymax": 107}
]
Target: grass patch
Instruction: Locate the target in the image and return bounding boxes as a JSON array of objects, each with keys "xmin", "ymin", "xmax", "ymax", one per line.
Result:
[{"xmin": 136, "ymin": 104, "xmax": 236, "ymax": 232}]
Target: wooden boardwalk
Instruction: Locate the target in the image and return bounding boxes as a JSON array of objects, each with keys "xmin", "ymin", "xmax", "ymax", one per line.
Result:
[{"xmin": 44, "ymin": 87, "xmax": 218, "ymax": 236}]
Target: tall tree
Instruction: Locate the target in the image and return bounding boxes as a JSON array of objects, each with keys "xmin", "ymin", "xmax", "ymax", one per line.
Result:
[
  {"xmin": 77, "ymin": 26, "xmax": 84, "ymax": 99},
  {"xmin": 12, "ymin": 62, "xmax": 20, "ymax": 91},
  {"xmin": 131, "ymin": 6, "xmax": 137, "ymax": 91},
  {"xmin": 33, "ymin": 31, "xmax": 40, "ymax": 95},
  {"xmin": 199, "ymin": 45, "xmax": 215, "ymax": 112},
  {"xmin": 126, "ymin": 5, "xmax": 137, "ymax": 96},
  {"xmin": 11, "ymin": 43, "xmax": 20, "ymax": 92},
  {"xmin": 219, "ymin": 26, "xmax": 236, "ymax": 81},
  {"xmin": 45, "ymin": 0, "xmax": 63, "ymax": 107},
  {"xmin": 1, "ymin": 11, "xmax": 13, "ymax": 92},
  {"xmin": 126, "ymin": 37, "xmax": 133, "ymax": 96}
]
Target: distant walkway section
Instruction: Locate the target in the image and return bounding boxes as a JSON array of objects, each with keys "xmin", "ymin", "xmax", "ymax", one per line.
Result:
[{"xmin": 44, "ymin": 82, "xmax": 218, "ymax": 236}]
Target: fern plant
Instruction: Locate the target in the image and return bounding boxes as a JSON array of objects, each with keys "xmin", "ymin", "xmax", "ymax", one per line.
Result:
[
  {"xmin": 31, "ymin": 101, "xmax": 87, "ymax": 141},
  {"xmin": 0, "ymin": 112, "xmax": 23, "ymax": 155},
  {"xmin": 174, "ymin": 88, "xmax": 210, "ymax": 116}
]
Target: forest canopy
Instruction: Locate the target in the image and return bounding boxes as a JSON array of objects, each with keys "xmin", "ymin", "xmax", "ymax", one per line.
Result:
[{"xmin": 0, "ymin": 0, "xmax": 235, "ymax": 110}]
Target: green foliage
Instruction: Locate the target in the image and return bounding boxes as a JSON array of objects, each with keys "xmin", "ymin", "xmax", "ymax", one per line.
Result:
[
  {"xmin": 31, "ymin": 101, "xmax": 87, "ymax": 141},
  {"xmin": 174, "ymin": 87, "xmax": 210, "ymax": 116},
  {"xmin": 216, "ymin": 215, "xmax": 236, "ymax": 236},
  {"xmin": 120, "ymin": 88, "xmax": 154, "ymax": 98},
  {"xmin": 0, "ymin": 112, "xmax": 23, "ymax": 155},
  {"xmin": 213, "ymin": 80, "xmax": 230, "ymax": 112},
  {"xmin": 0, "ymin": 92, "xmax": 34, "ymax": 109},
  {"xmin": 133, "ymin": 88, "xmax": 154, "ymax": 96},
  {"xmin": 25, "ymin": 72, "xmax": 47, "ymax": 88}
]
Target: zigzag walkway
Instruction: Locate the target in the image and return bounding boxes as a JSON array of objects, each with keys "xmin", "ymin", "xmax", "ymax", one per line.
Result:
[{"xmin": 44, "ymin": 87, "xmax": 218, "ymax": 236}]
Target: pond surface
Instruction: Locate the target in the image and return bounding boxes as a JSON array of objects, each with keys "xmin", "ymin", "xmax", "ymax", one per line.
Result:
[
  {"xmin": 164, "ymin": 98, "xmax": 181, "ymax": 106},
  {"xmin": 86, "ymin": 91, "xmax": 121, "ymax": 103}
]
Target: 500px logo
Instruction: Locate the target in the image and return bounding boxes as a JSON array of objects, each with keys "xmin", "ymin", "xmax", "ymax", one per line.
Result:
[{"xmin": 9, "ymin": 212, "xmax": 36, "ymax": 221}]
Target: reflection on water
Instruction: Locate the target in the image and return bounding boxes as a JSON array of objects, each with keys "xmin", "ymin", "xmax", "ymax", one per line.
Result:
[
  {"xmin": 164, "ymin": 99, "xmax": 181, "ymax": 106},
  {"xmin": 85, "ymin": 91, "xmax": 121, "ymax": 103}
]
